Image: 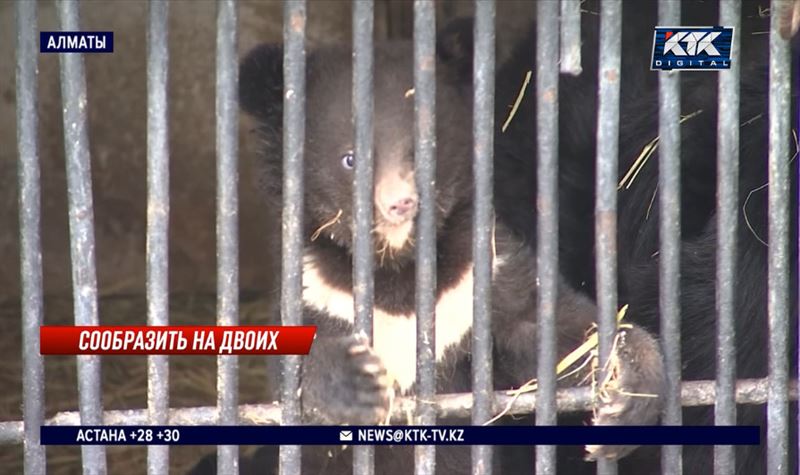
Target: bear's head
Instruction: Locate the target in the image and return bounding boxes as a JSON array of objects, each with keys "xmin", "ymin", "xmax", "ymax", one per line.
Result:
[{"xmin": 239, "ymin": 19, "xmax": 477, "ymax": 267}]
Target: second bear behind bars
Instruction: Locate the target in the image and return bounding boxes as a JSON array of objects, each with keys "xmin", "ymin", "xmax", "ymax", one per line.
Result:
[{"xmin": 230, "ymin": 26, "xmax": 663, "ymax": 474}]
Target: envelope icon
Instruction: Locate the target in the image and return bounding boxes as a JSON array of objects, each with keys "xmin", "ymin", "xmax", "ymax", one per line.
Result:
[{"xmin": 339, "ymin": 430, "xmax": 353, "ymax": 442}]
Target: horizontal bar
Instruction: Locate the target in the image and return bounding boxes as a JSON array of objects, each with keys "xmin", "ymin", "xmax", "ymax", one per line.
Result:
[{"xmin": 4, "ymin": 378, "xmax": 794, "ymax": 445}]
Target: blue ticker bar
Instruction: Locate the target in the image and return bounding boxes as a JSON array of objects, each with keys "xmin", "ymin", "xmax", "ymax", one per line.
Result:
[{"xmin": 40, "ymin": 425, "xmax": 760, "ymax": 446}]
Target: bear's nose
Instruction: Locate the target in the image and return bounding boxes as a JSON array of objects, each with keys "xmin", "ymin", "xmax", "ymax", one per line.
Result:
[
  {"xmin": 375, "ymin": 174, "xmax": 418, "ymax": 224},
  {"xmin": 387, "ymin": 196, "xmax": 418, "ymax": 220}
]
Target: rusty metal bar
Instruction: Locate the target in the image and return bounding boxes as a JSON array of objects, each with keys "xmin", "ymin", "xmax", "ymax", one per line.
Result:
[
  {"xmin": 412, "ymin": 1, "xmax": 437, "ymax": 474},
  {"xmin": 145, "ymin": 1, "xmax": 171, "ymax": 473},
  {"xmin": 534, "ymin": 0, "xmax": 560, "ymax": 473},
  {"xmin": 594, "ymin": 1, "xmax": 622, "ymax": 474},
  {"xmin": 767, "ymin": 1, "xmax": 793, "ymax": 473},
  {"xmin": 657, "ymin": 0, "xmax": 683, "ymax": 473},
  {"xmin": 559, "ymin": 0, "xmax": 582, "ymax": 75},
  {"xmin": 352, "ymin": 0, "xmax": 376, "ymax": 472},
  {"xmin": 472, "ymin": 1, "xmax": 497, "ymax": 474},
  {"xmin": 280, "ymin": 1, "xmax": 307, "ymax": 474},
  {"xmin": 1, "ymin": 378, "xmax": 794, "ymax": 446},
  {"xmin": 215, "ymin": 0, "xmax": 240, "ymax": 473},
  {"xmin": 714, "ymin": 1, "xmax": 742, "ymax": 474},
  {"xmin": 56, "ymin": 0, "xmax": 107, "ymax": 472},
  {"xmin": 15, "ymin": 0, "xmax": 46, "ymax": 472}
]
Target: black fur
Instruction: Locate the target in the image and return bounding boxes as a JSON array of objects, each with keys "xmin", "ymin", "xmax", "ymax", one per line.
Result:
[{"xmin": 493, "ymin": 1, "xmax": 798, "ymax": 473}]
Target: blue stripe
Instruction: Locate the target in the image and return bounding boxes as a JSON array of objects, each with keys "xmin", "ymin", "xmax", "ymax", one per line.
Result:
[{"xmin": 40, "ymin": 425, "xmax": 760, "ymax": 446}]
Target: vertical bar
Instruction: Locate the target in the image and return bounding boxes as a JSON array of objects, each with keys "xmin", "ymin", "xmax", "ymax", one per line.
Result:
[
  {"xmin": 352, "ymin": 0, "xmax": 375, "ymax": 343},
  {"xmin": 714, "ymin": 2, "xmax": 741, "ymax": 474},
  {"xmin": 472, "ymin": 1, "xmax": 495, "ymax": 474},
  {"xmin": 56, "ymin": 0, "xmax": 107, "ymax": 472},
  {"xmin": 146, "ymin": 1, "xmax": 170, "ymax": 474},
  {"xmin": 412, "ymin": 1, "xmax": 437, "ymax": 474},
  {"xmin": 216, "ymin": 1, "xmax": 239, "ymax": 474},
  {"xmin": 534, "ymin": 0, "xmax": 559, "ymax": 473},
  {"xmin": 15, "ymin": 1, "xmax": 46, "ymax": 473},
  {"xmin": 657, "ymin": 0, "xmax": 682, "ymax": 473},
  {"xmin": 594, "ymin": 2, "xmax": 622, "ymax": 475},
  {"xmin": 559, "ymin": 0, "xmax": 582, "ymax": 76},
  {"xmin": 352, "ymin": 1, "xmax": 375, "ymax": 473},
  {"xmin": 767, "ymin": 1, "xmax": 792, "ymax": 473},
  {"xmin": 280, "ymin": 2, "xmax": 307, "ymax": 474}
]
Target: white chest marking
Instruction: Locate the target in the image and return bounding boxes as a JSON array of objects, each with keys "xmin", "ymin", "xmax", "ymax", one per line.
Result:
[{"xmin": 302, "ymin": 255, "xmax": 475, "ymax": 393}]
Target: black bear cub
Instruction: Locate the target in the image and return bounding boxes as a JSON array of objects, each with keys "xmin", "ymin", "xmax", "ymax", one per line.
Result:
[{"xmin": 187, "ymin": 23, "xmax": 666, "ymax": 475}]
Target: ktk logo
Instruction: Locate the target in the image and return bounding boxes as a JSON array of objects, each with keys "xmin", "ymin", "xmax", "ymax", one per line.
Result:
[
  {"xmin": 662, "ymin": 30, "xmax": 722, "ymax": 56},
  {"xmin": 651, "ymin": 26, "xmax": 733, "ymax": 71}
]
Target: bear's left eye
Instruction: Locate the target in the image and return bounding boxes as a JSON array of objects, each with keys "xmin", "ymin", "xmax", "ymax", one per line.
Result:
[{"xmin": 341, "ymin": 151, "xmax": 355, "ymax": 169}]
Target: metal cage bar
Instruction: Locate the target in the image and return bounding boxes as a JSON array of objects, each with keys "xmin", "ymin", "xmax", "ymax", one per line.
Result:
[
  {"xmin": 412, "ymin": 1, "xmax": 438, "ymax": 474},
  {"xmin": 0, "ymin": 377, "xmax": 795, "ymax": 445},
  {"xmin": 559, "ymin": 0, "xmax": 582, "ymax": 76},
  {"xmin": 352, "ymin": 0, "xmax": 376, "ymax": 356},
  {"xmin": 352, "ymin": 0, "xmax": 377, "ymax": 473},
  {"xmin": 56, "ymin": 0, "xmax": 108, "ymax": 472},
  {"xmin": 15, "ymin": 0, "xmax": 46, "ymax": 473},
  {"xmin": 656, "ymin": 1, "xmax": 683, "ymax": 474},
  {"xmin": 145, "ymin": 1, "xmax": 171, "ymax": 473},
  {"xmin": 534, "ymin": 0, "xmax": 560, "ymax": 474},
  {"xmin": 714, "ymin": 1, "xmax": 742, "ymax": 474},
  {"xmin": 767, "ymin": 1, "xmax": 793, "ymax": 473},
  {"xmin": 471, "ymin": 1, "xmax": 496, "ymax": 474},
  {"xmin": 215, "ymin": 0, "xmax": 240, "ymax": 474},
  {"xmin": 594, "ymin": 1, "xmax": 623, "ymax": 474},
  {"xmin": 280, "ymin": 1, "xmax": 307, "ymax": 474}
]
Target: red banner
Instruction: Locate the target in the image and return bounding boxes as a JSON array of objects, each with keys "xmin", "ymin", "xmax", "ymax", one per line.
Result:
[{"xmin": 40, "ymin": 326, "xmax": 316, "ymax": 355}]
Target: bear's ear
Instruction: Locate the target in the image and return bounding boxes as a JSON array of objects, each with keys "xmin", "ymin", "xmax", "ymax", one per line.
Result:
[
  {"xmin": 239, "ymin": 43, "xmax": 284, "ymax": 124},
  {"xmin": 437, "ymin": 17, "xmax": 474, "ymax": 81}
]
